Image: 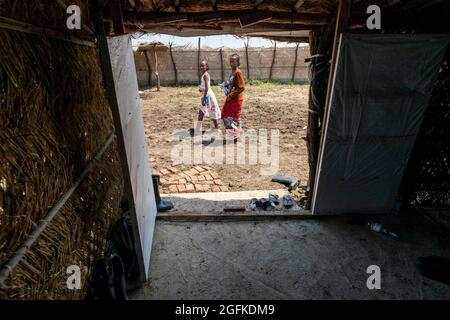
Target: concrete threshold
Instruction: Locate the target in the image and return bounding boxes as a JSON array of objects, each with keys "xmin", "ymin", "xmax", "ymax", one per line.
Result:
[{"xmin": 158, "ymin": 189, "xmax": 312, "ymax": 221}]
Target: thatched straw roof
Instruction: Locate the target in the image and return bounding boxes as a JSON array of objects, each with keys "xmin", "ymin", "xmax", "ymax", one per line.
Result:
[{"xmin": 100, "ymin": 0, "xmax": 450, "ymax": 41}]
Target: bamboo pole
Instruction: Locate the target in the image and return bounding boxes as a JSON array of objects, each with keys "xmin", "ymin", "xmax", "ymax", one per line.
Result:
[
  {"xmin": 269, "ymin": 41, "xmax": 277, "ymax": 81},
  {"xmin": 292, "ymin": 43, "xmax": 300, "ymax": 82},
  {"xmin": 169, "ymin": 43, "xmax": 178, "ymax": 86},
  {"xmin": 0, "ymin": 16, "xmax": 95, "ymax": 47},
  {"xmin": 0, "ymin": 130, "xmax": 116, "ymax": 287}
]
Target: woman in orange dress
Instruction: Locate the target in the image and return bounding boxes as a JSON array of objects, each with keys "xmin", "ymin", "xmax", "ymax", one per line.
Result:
[{"xmin": 222, "ymin": 53, "xmax": 245, "ymax": 138}]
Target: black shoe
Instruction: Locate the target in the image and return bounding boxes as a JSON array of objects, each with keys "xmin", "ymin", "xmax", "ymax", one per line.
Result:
[
  {"xmin": 416, "ymin": 256, "xmax": 450, "ymax": 285},
  {"xmin": 272, "ymin": 175, "xmax": 300, "ymax": 191},
  {"xmin": 86, "ymin": 258, "xmax": 115, "ymax": 301},
  {"xmin": 152, "ymin": 174, "xmax": 174, "ymax": 212},
  {"xmin": 111, "ymin": 255, "xmax": 128, "ymax": 300}
]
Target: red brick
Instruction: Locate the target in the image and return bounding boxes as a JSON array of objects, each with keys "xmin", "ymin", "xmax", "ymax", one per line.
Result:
[
  {"xmin": 180, "ymin": 172, "xmax": 189, "ymax": 178},
  {"xmin": 171, "ymin": 174, "xmax": 181, "ymax": 180},
  {"xmin": 187, "ymin": 169, "xmax": 197, "ymax": 175},
  {"xmin": 214, "ymin": 179, "xmax": 222, "ymax": 185},
  {"xmin": 169, "ymin": 185, "xmax": 178, "ymax": 193},
  {"xmin": 179, "ymin": 178, "xmax": 187, "ymax": 184},
  {"xmin": 211, "ymin": 172, "xmax": 219, "ymax": 179},
  {"xmin": 160, "ymin": 169, "xmax": 170, "ymax": 175},
  {"xmin": 186, "ymin": 184, "xmax": 195, "ymax": 192},
  {"xmin": 220, "ymin": 186, "xmax": 229, "ymax": 192},
  {"xmin": 194, "ymin": 166, "xmax": 205, "ymax": 172},
  {"xmin": 211, "ymin": 186, "xmax": 221, "ymax": 192},
  {"xmin": 168, "ymin": 166, "xmax": 179, "ymax": 173},
  {"xmin": 203, "ymin": 166, "xmax": 212, "ymax": 170},
  {"xmin": 191, "ymin": 175, "xmax": 198, "ymax": 181},
  {"xmin": 204, "ymin": 181, "xmax": 214, "ymax": 185},
  {"xmin": 203, "ymin": 185, "xmax": 211, "ymax": 192},
  {"xmin": 194, "ymin": 184, "xmax": 204, "ymax": 192},
  {"xmin": 205, "ymin": 174, "xmax": 214, "ymax": 181},
  {"xmin": 197, "ymin": 175, "xmax": 205, "ymax": 181},
  {"xmin": 177, "ymin": 184, "xmax": 186, "ymax": 192}
]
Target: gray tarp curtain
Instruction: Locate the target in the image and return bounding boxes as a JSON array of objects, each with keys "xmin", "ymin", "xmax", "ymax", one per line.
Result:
[{"xmin": 312, "ymin": 34, "xmax": 450, "ymax": 215}]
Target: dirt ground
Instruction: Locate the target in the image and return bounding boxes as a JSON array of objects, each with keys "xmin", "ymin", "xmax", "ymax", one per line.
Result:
[{"xmin": 141, "ymin": 83, "xmax": 310, "ymax": 193}]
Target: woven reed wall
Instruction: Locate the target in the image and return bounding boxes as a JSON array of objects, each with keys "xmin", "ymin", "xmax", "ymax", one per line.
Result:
[
  {"xmin": 134, "ymin": 46, "xmax": 310, "ymax": 86},
  {"xmin": 0, "ymin": 26, "xmax": 123, "ymax": 299},
  {"xmin": 402, "ymin": 48, "xmax": 450, "ymax": 208}
]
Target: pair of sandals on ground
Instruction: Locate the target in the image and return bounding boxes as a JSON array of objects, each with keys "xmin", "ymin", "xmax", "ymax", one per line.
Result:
[{"xmin": 250, "ymin": 192, "xmax": 295, "ymax": 211}]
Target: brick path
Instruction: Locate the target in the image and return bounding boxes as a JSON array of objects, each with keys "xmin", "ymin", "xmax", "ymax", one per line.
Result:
[{"xmin": 153, "ymin": 164, "xmax": 228, "ymax": 194}]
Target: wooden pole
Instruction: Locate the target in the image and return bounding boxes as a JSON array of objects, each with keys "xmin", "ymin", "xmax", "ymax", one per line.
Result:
[
  {"xmin": 108, "ymin": 0, "xmax": 125, "ymax": 35},
  {"xmin": 310, "ymin": 0, "xmax": 351, "ymax": 212},
  {"xmin": 292, "ymin": 43, "xmax": 300, "ymax": 82},
  {"xmin": 169, "ymin": 43, "xmax": 178, "ymax": 86},
  {"xmin": 220, "ymin": 48, "xmax": 224, "ymax": 82},
  {"xmin": 153, "ymin": 44, "xmax": 160, "ymax": 91},
  {"xmin": 323, "ymin": 0, "xmax": 350, "ymax": 113},
  {"xmin": 305, "ymin": 31, "xmax": 321, "ymax": 210},
  {"xmin": 143, "ymin": 50, "xmax": 152, "ymax": 88},
  {"xmin": 245, "ymin": 37, "xmax": 250, "ymax": 80},
  {"xmin": 197, "ymin": 37, "xmax": 201, "ymax": 81},
  {"xmin": 269, "ymin": 41, "xmax": 277, "ymax": 81}
]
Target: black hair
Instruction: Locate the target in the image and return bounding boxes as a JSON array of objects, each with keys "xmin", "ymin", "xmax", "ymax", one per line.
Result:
[
  {"xmin": 200, "ymin": 60, "xmax": 209, "ymax": 70},
  {"xmin": 230, "ymin": 53, "xmax": 240, "ymax": 66}
]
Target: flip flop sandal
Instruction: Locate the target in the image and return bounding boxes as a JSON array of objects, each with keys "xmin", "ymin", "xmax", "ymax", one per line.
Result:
[
  {"xmin": 250, "ymin": 198, "xmax": 264, "ymax": 211},
  {"xmin": 269, "ymin": 192, "xmax": 280, "ymax": 205},
  {"xmin": 262, "ymin": 200, "xmax": 276, "ymax": 211},
  {"xmin": 283, "ymin": 194, "xmax": 295, "ymax": 209}
]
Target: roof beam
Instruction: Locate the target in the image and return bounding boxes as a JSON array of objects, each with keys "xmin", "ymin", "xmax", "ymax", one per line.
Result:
[
  {"xmin": 120, "ymin": 10, "xmax": 334, "ymax": 25},
  {"xmin": 254, "ymin": 0, "xmax": 265, "ymax": 9},
  {"xmin": 238, "ymin": 10, "xmax": 272, "ymax": 28},
  {"xmin": 294, "ymin": 0, "xmax": 305, "ymax": 11}
]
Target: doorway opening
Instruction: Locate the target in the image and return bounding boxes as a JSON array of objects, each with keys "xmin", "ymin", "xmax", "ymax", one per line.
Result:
[{"xmin": 134, "ymin": 35, "xmax": 311, "ymax": 215}]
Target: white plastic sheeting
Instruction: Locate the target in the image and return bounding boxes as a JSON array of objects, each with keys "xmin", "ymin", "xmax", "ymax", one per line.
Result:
[{"xmin": 312, "ymin": 34, "xmax": 450, "ymax": 215}]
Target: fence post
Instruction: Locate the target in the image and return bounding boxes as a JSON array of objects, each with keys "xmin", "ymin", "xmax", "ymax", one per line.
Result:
[
  {"xmin": 269, "ymin": 41, "xmax": 277, "ymax": 81},
  {"xmin": 292, "ymin": 43, "xmax": 300, "ymax": 82},
  {"xmin": 245, "ymin": 37, "xmax": 250, "ymax": 80},
  {"xmin": 220, "ymin": 48, "xmax": 224, "ymax": 82},
  {"xmin": 169, "ymin": 43, "xmax": 178, "ymax": 86},
  {"xmin": 153, "ymin": 44, "xmax": 160, "ymax": 91},
  {"xmin": 143, "ymin": 50, "xmax": 152, "ymax": 87},
  {"xmin": 197, "ymin": 37, "xmax": 201, "ymax": 81}
]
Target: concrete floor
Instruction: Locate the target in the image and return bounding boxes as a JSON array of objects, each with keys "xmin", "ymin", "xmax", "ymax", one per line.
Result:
[{"xmin": 130, "ymin": 212, "xmax": 450, "ymax": 300}]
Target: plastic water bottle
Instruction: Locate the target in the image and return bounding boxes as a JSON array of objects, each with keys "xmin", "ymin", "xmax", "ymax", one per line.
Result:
[{"xmin": 368, "ymin": 222, "xmax": 400, "ymax": 241}]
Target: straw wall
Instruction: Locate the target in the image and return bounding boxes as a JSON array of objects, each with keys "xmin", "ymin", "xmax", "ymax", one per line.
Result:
[{"xmin": 0, "ymin": 26, "xmax": 123, "ymax": 299}]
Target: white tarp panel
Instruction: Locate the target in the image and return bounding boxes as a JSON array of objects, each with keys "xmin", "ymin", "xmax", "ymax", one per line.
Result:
[
  {"xmin": 312, "ymin": 34, "xmax": 449, "ymax": 215},
  {"xmin": 107, "ymin": 35, "xmax": 157, "ymax": 279}
]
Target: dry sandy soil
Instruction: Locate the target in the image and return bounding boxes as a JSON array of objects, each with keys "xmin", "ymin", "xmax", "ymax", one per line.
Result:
[{"xmin": 141, "ymin": 83, "xmax": 310, "ymax": 192}]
